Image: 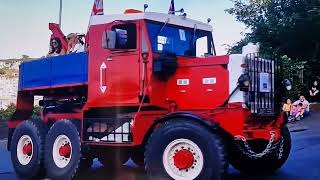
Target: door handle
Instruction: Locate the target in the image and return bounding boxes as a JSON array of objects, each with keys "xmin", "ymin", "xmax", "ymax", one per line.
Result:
[
  {"xmin": 100, "ymin": 62, "xmax": 107, "ymax": 93},
  {"xmin": 107, "ymin": 57, "xmax": 113, "ymax": 61}
]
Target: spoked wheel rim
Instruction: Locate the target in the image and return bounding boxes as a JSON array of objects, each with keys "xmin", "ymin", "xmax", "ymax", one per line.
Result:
[
  {"xmin": 17, "ymin": 135, "xmax": 34, "ymax": 165},
  {"xmin": 162, "ymin": 138, "xmax": 204, "ymax": 180},
  {"xmin": 52, "ymin": 135, "xmax": 72, "ymax": 168}
]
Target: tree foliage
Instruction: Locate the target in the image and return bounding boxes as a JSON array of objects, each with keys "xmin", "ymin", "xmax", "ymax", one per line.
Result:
[
  {"xmin": 0, "ymin": 103, "xmax": 16, "ymax": 120},
  {"xmin": 227, "ymin": 0, "xmax": 320, "ymax": 58},
  {"xmin": 281, "ymin": 55, "xmax": 307, "ymax": 99},
  {"xmin": 0, "ymin": 104, "xmax": 41, "ymax": 120},
  {"xmin": 227, "ymin": 0, "xmax": 320, "ymax": 88}
]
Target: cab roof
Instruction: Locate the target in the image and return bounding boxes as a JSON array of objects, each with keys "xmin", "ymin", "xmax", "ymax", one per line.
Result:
[{"xmin": 89, "ymin": 12, "xmax": 213, "ymax": 32}]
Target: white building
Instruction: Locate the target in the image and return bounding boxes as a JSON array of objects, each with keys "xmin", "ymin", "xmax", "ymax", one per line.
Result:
[{"xmin": 0, "ymin": 61, "xmax": 21, "ymax": 109}]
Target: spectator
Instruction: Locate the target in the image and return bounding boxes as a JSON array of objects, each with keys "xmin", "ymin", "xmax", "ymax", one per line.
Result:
[
  {"xmin": 67, "ymin": 33, "xmax": 84, "ymax": 54},
  {"xmin": 309, "ymin": 80, "xmax": 319, "ymax": 103},
  {"xmin": 290, "ymin": 103, "xmax": 304, "ymax": 121},
  {"xmin": 47, "ymin": 37, "xmax": 66, "ymax": 57},
  {"xmin": 292, "ymin": 95, "xmax": 310, "ymax": 118},
  {"xmin": 282, "ymin": 99, "xmax": 292, "ymax": 122}
]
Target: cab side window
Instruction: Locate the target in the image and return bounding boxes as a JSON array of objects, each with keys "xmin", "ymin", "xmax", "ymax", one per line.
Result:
[{"xmin": 112, "ymin": 23, "xmax": 136, "ymax": 49}]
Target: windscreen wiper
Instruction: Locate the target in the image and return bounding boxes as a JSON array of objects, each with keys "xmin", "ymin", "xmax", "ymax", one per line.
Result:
[{"xmin": 156, "ymin": 18, "xmax": 170, "ymax": 37}]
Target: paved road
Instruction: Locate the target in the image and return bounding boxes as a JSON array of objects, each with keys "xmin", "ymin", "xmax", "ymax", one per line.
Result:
[{"xmin": 1, "ymin": 111, "xmax": 320, "ymax": 180}]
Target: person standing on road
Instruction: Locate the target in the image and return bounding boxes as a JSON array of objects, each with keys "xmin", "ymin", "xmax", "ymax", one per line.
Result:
[{"xmin": 309, "ymin": 80, "xmax": 319, "ymax": 103}]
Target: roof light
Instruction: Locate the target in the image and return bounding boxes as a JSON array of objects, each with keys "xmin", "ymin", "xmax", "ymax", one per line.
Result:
[{"xmin": 124, "ymin": 9, "xmax": 143, "ymax": 14}]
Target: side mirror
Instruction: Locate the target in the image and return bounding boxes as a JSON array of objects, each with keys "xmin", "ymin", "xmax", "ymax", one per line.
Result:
[
  {"xmin": 282, "ymin": 79, "xmax": 292, "ymax": 91},
  {"xmin": 238, "ymin": 74, "xmax": 250, "ymax": 92},
  {"xmin": 102, "ymin": 31, "xmax": 116, "ymax": 49}
]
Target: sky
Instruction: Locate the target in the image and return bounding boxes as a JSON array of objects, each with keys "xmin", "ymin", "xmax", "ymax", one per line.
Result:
[{"xmin": 0, "ymin": 0, "xmax": 247, "ymax": 59}]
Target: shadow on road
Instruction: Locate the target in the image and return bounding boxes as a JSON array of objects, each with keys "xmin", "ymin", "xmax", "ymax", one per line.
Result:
[{"xmin": 73, "ymin": 160, "xmax": 299, "ymax": 180}]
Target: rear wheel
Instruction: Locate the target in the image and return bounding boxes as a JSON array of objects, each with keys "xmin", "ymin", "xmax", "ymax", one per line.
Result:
[
  {"xmin": 230, "ymin": 126, "xmax": 291, "ymax": 175},
  {"xmin": 145, "ymin": 120, "xmax": 228, "ymax": 180},
  {"xmin": 44, "ymin": 120, "xmax": 81, "ymax": 180},
  {"xmin": 10, "ymin": 119, "xmax": 47, "ymax": 179}
]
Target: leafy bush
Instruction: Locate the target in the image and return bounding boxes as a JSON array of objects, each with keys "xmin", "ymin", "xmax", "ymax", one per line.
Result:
[
  {"xmin": 281, "ymin": 55, "xmax": 308, "ymax": 101},
  {"xmin": 0, "ymin": 103, "xmax": 16, "ymax": 120},
  {"xmin": 0, "ymin": 104, "xmax": 42, "ymax": 120},
  {"xmin": 32, "ymin": 105, "xmax": 42, "ymax": 119}
]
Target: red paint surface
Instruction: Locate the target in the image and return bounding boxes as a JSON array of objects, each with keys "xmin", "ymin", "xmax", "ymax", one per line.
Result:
[
  {"xmin": 9, "ymin": 19, "xmax": 284, "ymax": 147},
  {"xmin": 173, "ymin": 149, "xmax": 195, "ymax": 169},
  {"xmin": 22, "ymin": 143, "xmax": 32, "ymax": 155},
  {"xmin": 59, "ymin": 144, "xmax": 71, "ymax": 157}
]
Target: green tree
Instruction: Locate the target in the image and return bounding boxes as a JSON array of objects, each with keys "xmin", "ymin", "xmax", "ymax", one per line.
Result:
[
  {"xmin": 227, "ymin": 0, "xmax": 320, "ymax": 57},
  {"xmin": 227, "ymin": 0, "xmax": 320, "ymax": 87},
  {"xmin": 32, "ymin": 106, "xmax": 42, "ymax": 119},
  {"xmin": 0, "ymin": 103, "xmax": 16, "ymax": 120},
  {"xmin": 0, "ymin": 104, "xmax": 42, "ymax": 120}
]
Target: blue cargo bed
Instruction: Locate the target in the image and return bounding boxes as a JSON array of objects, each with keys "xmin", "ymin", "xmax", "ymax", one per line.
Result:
[{"xmin": 18, "ymin": 53, "xmax": 88, "ymax": 90}]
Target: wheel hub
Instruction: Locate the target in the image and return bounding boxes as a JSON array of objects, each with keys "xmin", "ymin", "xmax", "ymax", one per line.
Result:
[
  {"xmin": 163, "ymin": 138, "xmax": 204, "ymax": 179},
  {"xmin": 59, "ymin": 144, "xmax": 71, "ymax": 157},
  {"xmin": 173, "ymin": 149, "xmax": 194, "ymax": 169},
  {"xmin": 53, "ymin": 135, "xmax": 72, "ymax": 168},
  {"xmin": 22, "ymin": 143, "xmax": 32, "ymax": 155},
  {"xmin": 17, "ymin": 135, "xmax": 34, "ymax": 165}
]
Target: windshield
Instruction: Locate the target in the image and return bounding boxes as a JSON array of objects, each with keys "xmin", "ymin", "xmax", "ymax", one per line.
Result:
[{"xmin": 146, "ymin": 21, "xmax": 214, "ymax": 57}]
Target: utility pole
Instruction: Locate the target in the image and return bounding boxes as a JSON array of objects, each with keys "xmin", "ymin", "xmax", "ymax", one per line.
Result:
[{"xmin": 59, "ymin": 0, "xmax": 62, "ymax": 28}]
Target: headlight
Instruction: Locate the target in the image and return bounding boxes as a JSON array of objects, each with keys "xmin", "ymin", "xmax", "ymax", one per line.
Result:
[{"xmin": 238, "ymin": 74, "xmax": 251, "ymax": 92}]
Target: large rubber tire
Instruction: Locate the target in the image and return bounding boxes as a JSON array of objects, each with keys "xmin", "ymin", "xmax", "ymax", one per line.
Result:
[
  {"xmin": 145, "ymin": 120, "xmax": 228, "ymax": 180},
  {"xmin": 230, "ymin": 126, "xmax": 291, "ymax": 175},
  {"xmin": 10, "ymin": 119, "xmax": 47, "ymax": 179},
  {"xmin": 44, "ymin": 120, "xmax": 81, "ymax": 180},
  {"xmin": 98, "ymin": 148, "xmax": 130, "ymax": 168}
]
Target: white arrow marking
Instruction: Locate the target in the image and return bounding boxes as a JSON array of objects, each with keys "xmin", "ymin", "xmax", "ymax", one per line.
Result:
[{"xmin": 100, "ymin": 62, "xmax": 107, "ymax": 93}]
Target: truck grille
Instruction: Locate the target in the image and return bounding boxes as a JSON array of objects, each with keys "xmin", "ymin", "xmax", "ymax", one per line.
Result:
[
  {"xmin": 84, "ymin": 118, "xmax": 132, "ymax": 143},
  {"xmin": 245, "ymin": 53, "xmax": 280, "ymax": 116}
]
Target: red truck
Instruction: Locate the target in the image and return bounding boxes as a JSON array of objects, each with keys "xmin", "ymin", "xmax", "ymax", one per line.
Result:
[{"xmin": 8, "ymin": 10, "xmax": 291, "ymax": 180}]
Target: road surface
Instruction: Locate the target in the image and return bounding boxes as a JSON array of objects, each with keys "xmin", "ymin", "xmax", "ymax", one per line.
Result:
[{"xmin": 1, "ymin": 110, "xmax": 320, "ymax": 180}]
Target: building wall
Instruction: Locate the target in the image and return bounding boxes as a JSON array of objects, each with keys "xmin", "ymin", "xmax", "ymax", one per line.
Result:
[
  {"xmin": 0, "ymin": 60, "xmax": 42, "ymax": 110},
  {"xmin": 0, "ymin": 61, "xmax": 21, "ymax": 109}
]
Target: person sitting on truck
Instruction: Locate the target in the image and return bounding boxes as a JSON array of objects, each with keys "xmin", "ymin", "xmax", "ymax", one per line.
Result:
[
  {"xmin": 47, "ymin": 37, "xmax": 66, "ymax": 57},
  {"xmin": 66, "ymin": 33, "xmax": 84, "ymax": 54}
]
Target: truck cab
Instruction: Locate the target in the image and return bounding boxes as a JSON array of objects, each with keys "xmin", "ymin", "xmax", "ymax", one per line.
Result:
[{"xmin": 86, "ymin": 12, "xmax": 221, "ymax": 108}]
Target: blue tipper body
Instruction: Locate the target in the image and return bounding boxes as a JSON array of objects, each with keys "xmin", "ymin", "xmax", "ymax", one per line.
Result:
[{"xmin": 18, "ymin": 53, "xmax": 88, "ymax": 90}]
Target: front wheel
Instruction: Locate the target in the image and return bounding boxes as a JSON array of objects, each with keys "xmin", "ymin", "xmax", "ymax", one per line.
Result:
[
  {"xmin": 230, "ymin": 126, "xmax": 291, "ymax": 175},
  {"xmin": 145, "ymin": 120, "xmax": 228, "ymax": 180},
  {"xmin": 44, "ymin": 120, "xmax": 81, "ymax": 180}
]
